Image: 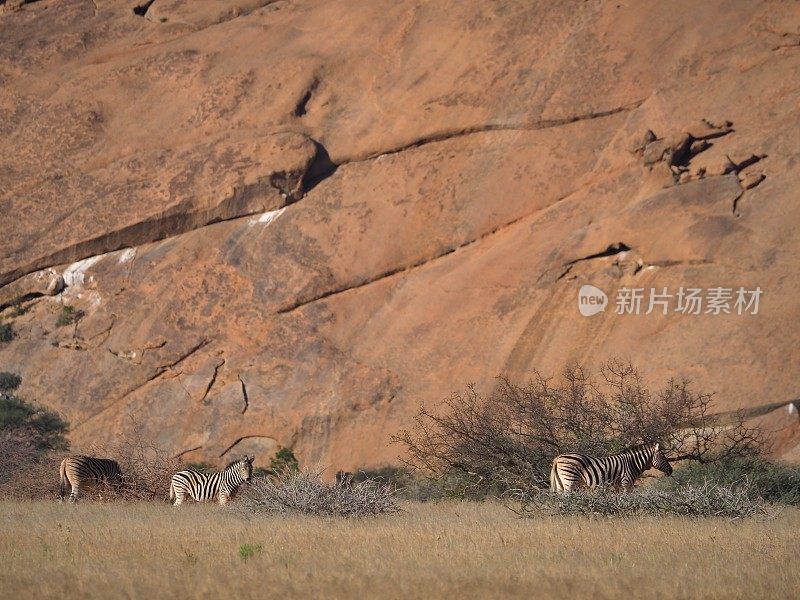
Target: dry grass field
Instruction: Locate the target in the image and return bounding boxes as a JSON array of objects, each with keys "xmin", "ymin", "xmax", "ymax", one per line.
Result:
[{"xmin": 1, "ymin": 500, "xmax": 798, "ymax": 600}]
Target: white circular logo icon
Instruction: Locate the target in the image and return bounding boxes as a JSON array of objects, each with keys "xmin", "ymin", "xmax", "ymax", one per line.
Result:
[{"xmin": 578, "ymin": 284, "xmax": 608, "ymax": 317}]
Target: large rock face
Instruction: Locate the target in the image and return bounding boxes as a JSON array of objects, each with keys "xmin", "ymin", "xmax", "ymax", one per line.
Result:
[{"xmin": 1, "ymin": 0, "xmax": 799, "ymax": 469}]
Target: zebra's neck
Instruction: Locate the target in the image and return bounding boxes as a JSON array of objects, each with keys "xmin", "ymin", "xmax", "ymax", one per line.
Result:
[
  {"xmin": 220, "ymin": 466, "xmax": 245, "ymax": 490},
  {"xmin": 616, "ymin": 445, "xmax": 654, "ymax": 476}
]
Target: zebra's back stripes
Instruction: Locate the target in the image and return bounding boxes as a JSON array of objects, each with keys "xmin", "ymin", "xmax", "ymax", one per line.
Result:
[
  {"xmin": 550, "ymin": 442, "xmax": 673, "ymax": 492},
  {"xmin": 59, "ymin": 455, "xmax": 123, "ymax": 502},
  {"xmin": 170, "ymin": 456, "xmax": 254, "ymax": 506}
]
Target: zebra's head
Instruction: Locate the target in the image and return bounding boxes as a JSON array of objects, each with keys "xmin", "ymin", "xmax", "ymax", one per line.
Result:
[
  {"xmin": 651, "ymin": 443, "xmax": 673, "ymax": 476},
  {"xmin": 239, "ymin": 455, "xmax": 254, "ymax": 483}
]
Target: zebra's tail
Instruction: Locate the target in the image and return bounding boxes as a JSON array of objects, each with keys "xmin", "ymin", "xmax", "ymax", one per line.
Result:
[
  {"xmin": 168, "ymin": 479, "xmax": 176, "ymax": 505},
  {"xmin": 59, "ymin": 458, "xmax": 68, "ymax": 501},
  {"xmin": 549, "ymin": 457, "xmax": 562, "ymax": 492}
]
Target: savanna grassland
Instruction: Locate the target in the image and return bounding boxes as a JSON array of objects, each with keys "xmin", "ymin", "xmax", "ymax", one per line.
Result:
[{"xmin": 1, "ymin": 501, "xmax": 798, "ymax": 600}]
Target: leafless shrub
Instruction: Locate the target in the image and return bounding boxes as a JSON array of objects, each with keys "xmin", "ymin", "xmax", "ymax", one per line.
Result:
[
  {"xmin": 514, "ymin": 481, "xmax": 771, "ymax": 519},
  {"xmin": 394, "ymin": 360, "xmax": 764, "ymax": 494},
  {"xmin": 83, "ymin": 421, "xmax": 182, "ymax": 502},
  {"xmin": 239, "ymin": 470, "xmax": 401, "ymax": 517}
]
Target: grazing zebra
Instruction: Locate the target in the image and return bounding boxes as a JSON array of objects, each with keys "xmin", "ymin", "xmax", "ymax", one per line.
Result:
[
  {"xmin": 169, "ymin": 456, "xmax": 254, "ymax": 506},
  {"xmin": 335, "ymin": 471, "xmax": 354, "ymax": 487},
  {"xmin": 550, "ymin": 442, "xmax": 673, "ymax": 492},
  {"xmin": 59, "ymin": 455, "xmax": 123, "ymax": 502}
]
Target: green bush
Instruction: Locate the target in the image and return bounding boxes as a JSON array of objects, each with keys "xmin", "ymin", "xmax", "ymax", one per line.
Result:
[
  {"xmin": 10, "ymin": 300, "xmax": 27, "ymax": 317},
  {"xmin": 353, "ymin": 466, "xmax": 499, "ymax": 501},
  {"xmin": 0, "ymin": 372, "xmax": 22, "ymax": 392},
  {"xmin": 659, "ymin": 457, "xmax": 800, "ymax": 505},
  {"xmin": 268, "ymin": 447, "xmax": 299, "ymax": 475},
  {"xmin": 55, "ymin": 305, "xmax": 84, "ymax": 327},
  {"xmin": 0, "ymin": 393, "xmax": 69, "ymax": 453},
  {"xmin": 238, "ymin": 543, "xmax": 263, "ymax": 561},
  {"xmin": 0, "ymin": 323, "xmax": 13, "ymax": 343}
]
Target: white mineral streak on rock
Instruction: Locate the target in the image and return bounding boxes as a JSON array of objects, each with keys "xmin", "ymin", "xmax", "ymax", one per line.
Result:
[
  {"xmin": 118, "ymin": 248, "xmax": 137, "ymax": 264},
  {"xmin": 62, "ymin": 254, "xmax": 104, "ymax": 288},
  {"xmin": 248, "ymin": 207, "xmax": 286, "ymax": 227}
]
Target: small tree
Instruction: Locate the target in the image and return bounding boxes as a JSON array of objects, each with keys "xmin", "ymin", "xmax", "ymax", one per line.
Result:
[
  {"xmin": 0, "ymin": 372, "xmax": 22, "ymax": 391},
  {"xmin": 268, "ymin": 447, "xmax": 299, "ymax": 475},
  {"xmin": 393, "ymin": 360, "xmax": 763, "ymax": 494},
  {"xmin": 0, "ymin": 375, "xmax": 70, "ymax": 499},
  {"xmin": 56, "ymin": 305, "xmax": 84, "ymax": 327},
  {"xmin": 0, "ymin": 391, "xmax": 68, "ymax": 453}
]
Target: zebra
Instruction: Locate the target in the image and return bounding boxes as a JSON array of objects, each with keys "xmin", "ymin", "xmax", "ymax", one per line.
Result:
[
  {"xmin": 59, "ymin": 455, "xmax": 123, "ymax": 502},
  {"xmin": 169, "ymin": 456, "xmax": 254, "ymax": 506},
  {"xmin": 550, "ymin": 442, "xmax": 673, "ymax": 492},
  {"xmin": 335, "ymin": 470, "xmax": 354, "ymax": 487}
]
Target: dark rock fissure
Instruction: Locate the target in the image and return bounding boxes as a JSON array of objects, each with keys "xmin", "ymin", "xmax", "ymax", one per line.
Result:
[
  {"xmin": 297, "ymin": 100, "xmax": 642, "ymax": 202},
  {"xmin": 162, "ymin": 338, "xmax": 210, "ymax": 370},
  {"xmin": 238, "ymin": 374, "xmax": 249, "ymax": 414},
  {"xmin": 174, "ymin": 446, "xmax": 203, "ymax": 459},
  {"xmin": 132, "ymin": 0, "xmax": 156, "ymax": 17},
  {"xmin": 301, "ymin": 139, "xmax": 338, "ymax": 193},
  {"xmin": 567, "ymin": 242, "xmax": 632, "ymax": 265},
  {"xmin": 219, "ymin": 434, "xmax": 274, "ymax": 458},
  {"xmin": 552, "ymin": 243, "xmax": 633, "ymax": 282},
  {"xmin": 357, "ymin": 99, "xmax": 646, "ymax": 163},
  {"xmin": 0, "ymin": 177, "xmax": 287, "ymax": 288},
  {"xmin": 86, "ymin": 316, "xmax": 115, "ymax": 342},
  {"xmin": 199, "ymin": 359, "xmax": 224, "ymax": 403},
  {"xmin": 1, "ymin": 0, "xmax": 44, "ymax": 9},
  {"xmin": 0, "ymin": 291, "xmax": 43, "ymax": 312},
  {"xmin": 293, "ymin": 78, "xmax": 319, "ymax": 118},
  {"xmin": 276, "ymin": 212, "xmax": 532, "ymax": 314},
  {"xmin": 277, "ymin": 265, "xmax": 408, "ymax": 315},
  {"xmin": 733, "ymin": 154, "xmax": 765, "ymax": 172}
]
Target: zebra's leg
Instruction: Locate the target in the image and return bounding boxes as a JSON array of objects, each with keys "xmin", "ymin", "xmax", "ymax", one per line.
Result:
[
  {"xmin": 173, "ymin": 489, "xmax": 186, "ymax": 507},
  {"xmin": 218, "ymin": 492, "xmax": 230, "ymax": 506},
  {"xmin": 69, "ymin": 485, "xmax": 79, "ymax": 503}
]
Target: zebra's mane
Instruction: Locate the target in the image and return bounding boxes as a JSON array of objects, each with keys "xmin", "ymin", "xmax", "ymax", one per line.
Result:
[
  {"xmin": 223, "ymin": 457, "xmax": 247, "ymax": 470},
  {"xmin": 613, "ymin": 442, "xmax": 656, "ymax": 456}
]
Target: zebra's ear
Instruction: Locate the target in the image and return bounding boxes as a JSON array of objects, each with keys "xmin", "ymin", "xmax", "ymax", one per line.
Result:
[
  {"xmin": 247, "ymin": 455, "xmax": 254, "ymax": 463},
  {"xmin": 654, "ymin": 442, "xmax": 660, "ymax": 451}
]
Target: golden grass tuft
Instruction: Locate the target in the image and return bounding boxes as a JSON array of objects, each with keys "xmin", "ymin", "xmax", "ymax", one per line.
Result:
[{"xmin": 1, "ymin": 500, "xmax": 798, "ymax": 599}]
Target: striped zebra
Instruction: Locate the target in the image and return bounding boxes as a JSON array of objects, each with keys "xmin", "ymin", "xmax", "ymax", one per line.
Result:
[
  {"xmin": 169, "ymin": 456, "xmax": 254, "ymax": 506},
  {"xmin": 550, "ymin": 442, "xmax": 673, "ymax": 492},
  {"xmin": 59, "ymin": 455, "xmax": 123, "ymax": 502}
]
